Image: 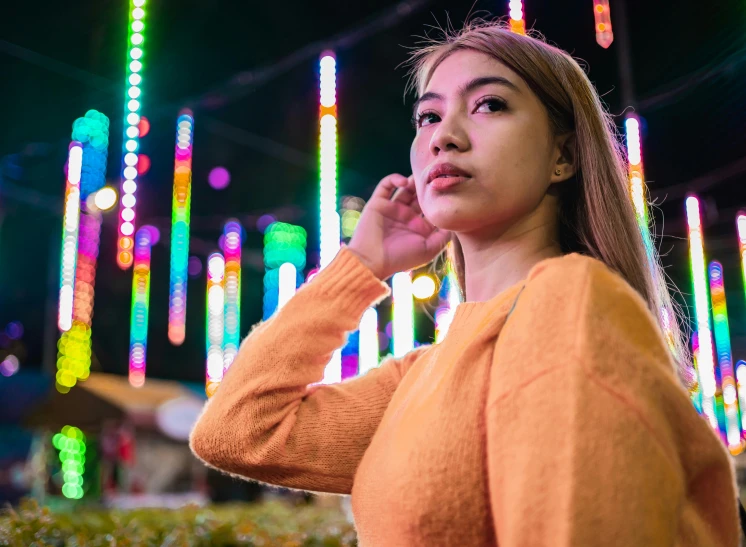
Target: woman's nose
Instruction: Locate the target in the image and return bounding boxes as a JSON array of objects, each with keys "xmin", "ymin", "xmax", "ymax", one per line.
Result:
[{"xmin": 430, "ymin": 117, "xmax": 469, "ymax": 155}]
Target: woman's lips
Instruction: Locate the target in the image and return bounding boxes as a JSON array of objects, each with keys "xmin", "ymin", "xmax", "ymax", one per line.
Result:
[{"xmin": 429, "ymin": 175, "xmax": 470, "ymax": 191}]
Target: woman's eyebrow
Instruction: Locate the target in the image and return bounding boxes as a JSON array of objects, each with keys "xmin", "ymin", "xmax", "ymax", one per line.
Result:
[{"xmin": 412, "ymin": 76, "xmax": 521, "ymax": 115}]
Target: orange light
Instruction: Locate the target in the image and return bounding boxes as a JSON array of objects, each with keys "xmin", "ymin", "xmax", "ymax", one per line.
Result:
[
  {"xmin": 121, "ymin": 236, "xmax": 134, "ymax": 250},
  {"xmin": 598, "ymin": 23, "xmax": 606, "ymax": 31},
  {"xmin": 595, "ymin": 4, "xmax": 604, "ymax": 12},
  {"xmin": 118, "ymin": 251, "xmax": 133, "ymax": 265}
]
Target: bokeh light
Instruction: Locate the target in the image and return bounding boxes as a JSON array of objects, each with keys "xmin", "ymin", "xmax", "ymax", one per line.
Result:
[
  {"xmin": 188, "ymin": 255, "xmax": 202, "ymax": 277},
  {"xmin": 412, "ymin": 274, "xmax": 437, "ymax": 300},
  {"xmin": 208, "ymin": 167, "xmax": 230, "ymax": 190},
  {"xmin": 0, "ymin": 355, "xmax": 19, "ymax": 377},
  {"xmin": 93, "ymin": 186, "xmax": 118, "ymax": 211}
]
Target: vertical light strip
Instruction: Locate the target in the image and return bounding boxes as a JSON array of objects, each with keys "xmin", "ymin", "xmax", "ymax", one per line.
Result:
[
  {"xmin": 319, "ymin": 51, "xmax": 341, "ymax": 383},
  {"xmin": 58, "ymin": 143, "xmax": 83, "ymax": 332},
  {"xmin": 593, "ymin": 0, "xmax": 613, "ymax": 48},
  {"xmin": 57, "ymin": 111, "xmax": 110, "ymax": 394},
  {"xmin": 708, "ymin": 261, "xmax": 742, "ymax": 453},
  {"xmin": 392, "ymin": 272, "xmax": 414, "ymax": 357},
  {"xmin": 624, "ymin": 114, "xmax": 680, "ymax": 363},
  {"xmin": 168, "ymin": 112, "xmax": 194, "ymax": 345},
  {"xmin": 508, "ymin": 1, "xmax": 526, "ymax": 35},
  {"xmin": 277, "ymin": 263, "xmax": 297, "ymax": 310},
  {"xmin": 435, "ymin": 258, "xmax": 461, "ymax": 343},
  {"xmin": 737, "ymin": 360, "xmax": 746, "ymax": 432},
  {"xmin": 117, "ymin": 0, "xmax": 147, "ymax": 269},
  {"xmin": 624, "ymin": 116, "xmax": 653, "ymax": 254},
  {"xmin": 738, "ymin": 213, "xmax": 746, "ymax": 304},
  {"xmin": 129, "ymin": 226, "xmax": 154, "ymax": 387},
  {"xmin": 206, "ymin": 253, "xmax": 225, "ymax": 398},
  {"xmin": 263, "ymin": 222, "xmax": 307, "ymax": 318},
  {"xmin": 222, "ymin": 221, "xmax": 242, "ymax": 371},
  {"xmin": 319, "ymin": 52, "xmax": 339, "ymax": 269},
  {"xmin": 358, "ymin": 308, "xmax": 379, "ymax": 376},
  {"xmin": 685, "ymin": 195, "xmax": 718, "ymax": 430},
  {"xmin": 53, "ymin": 426, "xmax": 86, "ymax": 500}
]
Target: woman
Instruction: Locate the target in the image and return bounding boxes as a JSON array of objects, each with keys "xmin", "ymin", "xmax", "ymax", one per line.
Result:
[{"xmin": 190, "ymin": 20, "xmax": 739, "ymax": 546}]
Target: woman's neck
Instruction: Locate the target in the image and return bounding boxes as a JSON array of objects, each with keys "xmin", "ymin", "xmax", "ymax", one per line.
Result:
[{"xmin": 458, "ymin": 201, "xmax": 563, "ymax": 303}]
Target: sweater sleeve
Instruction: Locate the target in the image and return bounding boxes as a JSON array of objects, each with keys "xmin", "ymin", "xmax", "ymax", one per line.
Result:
[
  {"xmin": 189, "ymin": 246, "xmax": 430, "ymax": 495},
  {"xmin": 485, "ymin": 257, "xmax": 739, "ymax": 547}
]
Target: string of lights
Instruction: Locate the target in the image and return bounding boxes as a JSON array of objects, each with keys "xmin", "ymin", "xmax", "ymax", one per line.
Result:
[{"xmin": 168, "ymin": 112, "xmax": 194, "ymax": 345}]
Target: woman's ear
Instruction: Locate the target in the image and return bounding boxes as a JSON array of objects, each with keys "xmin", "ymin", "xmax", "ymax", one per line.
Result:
[{"xmin": 551, "ymin": 133, "xmax": 577, "ymax": 183}]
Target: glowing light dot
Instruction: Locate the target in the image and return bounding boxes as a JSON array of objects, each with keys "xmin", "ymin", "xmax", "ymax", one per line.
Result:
[
  {"xmin": 208, "ymin": 167, "xmax": 230, "ymax": 190},
  {"xmin": 122, "ymin": 222, "xmax": 134, "ymax": 236},
  {"xmin": 127, "ymin": 113, "xmax": 140, "ymax": 125},
  {"xmin": 123, "ymin": 166, "xmax": 138, "ymax": 180},
  {"xmin": 131, "ymin": 33, "xmax": 143, "ymax": 45},
  {"xmin": 122, "ymin": 208, "xmax": 135, "ymax": 222},
  {"xmin": 130, "ymin": 60, "xmax": 142, "ymax": 73},
  {"xmin": 128, "ymin": 86, "xmax": 141, "ymax": 99},
  {"xmin": 123, "ymin": 180, "xmax": 137, "ymax": 194},
  {"xmin": 125, "ymin": 153, "xmax": 138, "ymax": 166},
  {"xmin": 127, "ymin": 99, "xmax": 140, "ymax": 112},
  {"xmin": 94, "ymin": 187, "xmax": 117, "ymax": 211},
  {"xmin": 130, "ymin": 47, "xmax": 143, "ymax": 60},
  {"xmin": 412, "ymin": 275, "xmax": 437, "ymax": 300},
  {"xmin": 132, "ymin": 20, "xmax": 144, "ymax": 32},
  {"xmin": 125, "ymin": 140, "xmax": 138, "ymax": 152},
  {"xmin": 132, "ymin": 8, "xmax": 145, "ymax": 19},
  {"xmin": 126, "ymin": 126, "xmax": 139, "ymax": 138}
]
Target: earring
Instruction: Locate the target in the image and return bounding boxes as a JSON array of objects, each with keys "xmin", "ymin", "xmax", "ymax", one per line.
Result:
[{"xmin": 554, "ymin": 169, "xmax": 562, "ymax": 176}]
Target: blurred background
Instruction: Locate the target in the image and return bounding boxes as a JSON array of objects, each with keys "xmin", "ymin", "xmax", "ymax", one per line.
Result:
[{"xmin": 1, "ymin": 0, "xmax": 745, "ymax": 531}]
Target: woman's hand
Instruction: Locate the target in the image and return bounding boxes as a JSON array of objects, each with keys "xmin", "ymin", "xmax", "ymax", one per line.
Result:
[{"xmin": 347, "ymin": 173, "xmax": 452, "ymax": 280}]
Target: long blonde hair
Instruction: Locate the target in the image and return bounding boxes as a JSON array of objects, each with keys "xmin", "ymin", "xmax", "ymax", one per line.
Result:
[{"xmin": 404, "ymin": 18, "xmax": 694, "ymax": 389}]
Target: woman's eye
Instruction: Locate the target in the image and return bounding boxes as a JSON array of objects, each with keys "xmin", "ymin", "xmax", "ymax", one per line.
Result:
[
  {"xmin": 475, "ymin": 98, "xmax": 507, "ymax": 113},
  {"xmin": 412, "ymin": 111, "xmax": 440, "ymax": 129}
]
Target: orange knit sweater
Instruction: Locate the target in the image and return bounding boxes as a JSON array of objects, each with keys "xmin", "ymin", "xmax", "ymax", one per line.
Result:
[{"xmin": 189, "ymin": 246, "xmax": 739, "ymax": 546}]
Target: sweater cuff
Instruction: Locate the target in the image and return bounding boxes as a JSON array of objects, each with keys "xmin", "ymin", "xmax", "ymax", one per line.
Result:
[{"xmin": 311, "ymin": 246, "xmax": 391, "ymax": 316}]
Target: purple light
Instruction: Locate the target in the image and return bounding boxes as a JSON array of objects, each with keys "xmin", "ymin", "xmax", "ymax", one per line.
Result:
[
  {"xmin": 208, "ymin": 167, "xmax": 230, "ymax": 190},
  {"xmin": 218, "ymin": 235, "xmax": 225, "ymax": 251},
  {"xmin": 188, "ymin": 256, "xmax": 202, "ymax": 277},
  {"xmin": 6, "ymin": 322, "xmax": 23, "ymax": 340},
  {"xmin": 143, "ymin": 225, "xmax": 161, "ymax": 245},
  {"xmin": 385, "ymin": 321, "xmax": 393, "ymax": 339},
  {"xmin": 0, "ymin": 355, "xmax": 19, "ymax": 377},
  {"xmin": 257, "ymin": 214, "xmax": 276, "ymax": 233},
  {"xmin": 341, "ymin": 354, "xmax": 359, "ymax": 380}
]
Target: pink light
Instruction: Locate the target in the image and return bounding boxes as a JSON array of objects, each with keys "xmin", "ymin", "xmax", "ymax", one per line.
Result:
[{"xmin": 208, "ymin": 167, "xmax": 230, "ymax": 190}]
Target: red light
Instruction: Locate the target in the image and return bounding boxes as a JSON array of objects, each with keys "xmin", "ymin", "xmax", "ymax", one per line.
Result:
[
  {"xmin": 138, "ymin": 116, "xmax": 150, "ymax": 138},
  {"xmin": 137, "ymin": 154, "xmax": 151, "ymax": 175}
]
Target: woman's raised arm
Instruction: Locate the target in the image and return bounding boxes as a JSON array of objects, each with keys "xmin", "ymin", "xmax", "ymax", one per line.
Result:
[{"xmin": 189, "ymin": 246, "xmax": 430, "ymax": 495}]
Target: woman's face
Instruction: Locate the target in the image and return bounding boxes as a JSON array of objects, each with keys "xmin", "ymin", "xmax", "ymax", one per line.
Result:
[{"xmin": 410, "ymin": 50, "xmax": 568, "ymax": 237}]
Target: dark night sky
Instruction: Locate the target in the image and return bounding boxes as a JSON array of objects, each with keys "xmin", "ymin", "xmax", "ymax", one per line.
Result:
[{"xmin": 1, "ymin": 0, "xmax": 745, "ymax": 382}]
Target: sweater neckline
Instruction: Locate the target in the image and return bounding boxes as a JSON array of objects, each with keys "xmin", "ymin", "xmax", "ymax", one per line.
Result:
[{"xmin": 448, "ymin": 279, "xmax": 526, "ymax": 330}]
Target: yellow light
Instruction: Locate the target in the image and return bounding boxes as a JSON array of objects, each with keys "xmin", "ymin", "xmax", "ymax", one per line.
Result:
[
  {"xmin": 412, "ymin": 274, "xmax": 437, "ymax": 300},
  {"xmin": 94, "ymin": 186, "xmax": 118, "ymax": 211}
]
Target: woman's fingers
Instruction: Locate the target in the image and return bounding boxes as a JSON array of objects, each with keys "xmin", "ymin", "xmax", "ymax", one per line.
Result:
[
  {"xmin": 376, "ymin": 199, "xmax": 419, "ymax": 223},
  {"xmin": 371, "ymin": 173, "xmax": 408, "ymax": 201}
]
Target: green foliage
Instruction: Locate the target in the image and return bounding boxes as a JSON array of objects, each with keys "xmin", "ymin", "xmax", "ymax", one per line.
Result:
[{"xmin": 0, "ymin": 498, "xmax": 358, "ymax": 546}]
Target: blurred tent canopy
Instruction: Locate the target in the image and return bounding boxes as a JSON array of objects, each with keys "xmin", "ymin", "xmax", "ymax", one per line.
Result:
[{"xmin": 21, "ymin": 373, "xmax": 205, "ymax": 436}]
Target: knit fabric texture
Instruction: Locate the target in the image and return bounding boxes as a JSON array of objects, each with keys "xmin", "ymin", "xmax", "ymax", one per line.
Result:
[{"xmin": 190, "ymin": 246, "xmax": 739, "ymax": 546}]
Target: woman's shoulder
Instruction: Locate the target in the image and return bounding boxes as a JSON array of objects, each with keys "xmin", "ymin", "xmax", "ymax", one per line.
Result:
[
  {"xmin": 494, "ymin": 251, "xmax": 680, "ymax": 396},
  {"xmin": 526, "ymin": 251, "xmax": 636, "ymax": 296}
]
